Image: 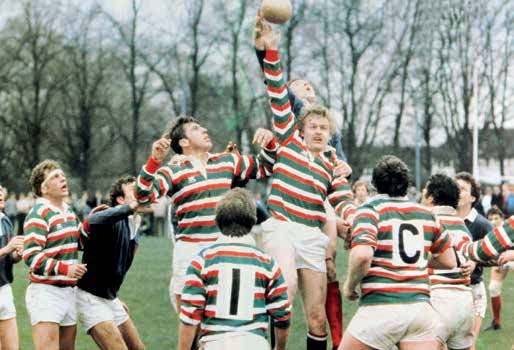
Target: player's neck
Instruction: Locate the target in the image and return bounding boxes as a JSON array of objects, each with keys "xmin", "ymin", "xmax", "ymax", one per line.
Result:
[
  {"xmin": 184, "ymin": 149, "xmax": 209, "ymax": 164},
  {"xmin": 43, "ymin": 195, "xmax": 65, "ymax": 211},
  {"xmin": 456, "ymin": 205, "xmax": 472, "ymax": 219}
]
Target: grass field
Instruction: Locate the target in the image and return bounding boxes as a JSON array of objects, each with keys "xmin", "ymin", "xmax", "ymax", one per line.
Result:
[{"xmin": 10, "ymin": 236, "xmax": 514, "ymax": 349}]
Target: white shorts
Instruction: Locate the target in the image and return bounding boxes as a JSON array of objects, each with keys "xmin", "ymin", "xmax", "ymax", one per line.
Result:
[
  {"xmin": 346, "ymin": 302, "xmax": 438, "ymax": 349},
  {"xmin": 170, "ymin": 241, "xmax": 214, "ymax": 296},
  {"xmin": 76, "ymin": 288, "xmax": 129, "ymax": 332},
  {"xmin": 431, "ymin": 288, "xmax": 474, "ymax": 349},
  {"xmin": 25, "ymin": 283, "xmax": 77, "ymax": 326},
  {"xmin": 471, "ymin": 282, "xmax": 487, "ymax": 318},
  {"xmin": 200, "ymin": 332, "xmax": 270, "ymax": 350},
  {"xmin": 0, "ymin": 284, "xmax": 16, "ymax": 320},
  {"xmin": 261, "ymin": 218, "xmax": 329, "ymax": 273}
]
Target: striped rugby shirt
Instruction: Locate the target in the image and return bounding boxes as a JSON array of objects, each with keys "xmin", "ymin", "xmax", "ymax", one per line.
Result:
[
  {"xmin": 23, "ymin": 198, "xmax": 79, "ymax": 286},
  {"xmin": 462, "ymin": 216, "xmax": 514, "ymax": 262},
  {"xmin": 263, "ymin": 50, "xmax": 354, "ymax": 228},
  {"xmin": 351, "ymin": 195, "xmax": 451, "ymax": 305},
  {"xmin": 180, "ymin": 235, "xmax": 291, "ymax": 341},
  {"xmin": 136, "ymin": 151, "xmax": 275, "ymax": 243},
  {"xmin": 428, "ymin": 206, "xmax": 473, "ymax": 290}
]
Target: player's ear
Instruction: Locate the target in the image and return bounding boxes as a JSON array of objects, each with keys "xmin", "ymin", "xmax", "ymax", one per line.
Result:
[
  {"xmin": 116, "ymin": 195, "xmax": 124, "ymax": 206},
  {"xmin": 179, "ymin": 138, "xmax": 189, "ymax": 149}
]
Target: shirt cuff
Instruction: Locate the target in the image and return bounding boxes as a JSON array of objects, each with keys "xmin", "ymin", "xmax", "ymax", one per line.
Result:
[
  {"xmin": 146, "ymin": 156, "xmax": 162, "ymax": 174},
  {"xmin": 57, "ymin": 261, "xmax": 69, "ymax": 276},
  {"xmin": 265, "ymin": 50, "xmax": 279, "ymax": 62}
]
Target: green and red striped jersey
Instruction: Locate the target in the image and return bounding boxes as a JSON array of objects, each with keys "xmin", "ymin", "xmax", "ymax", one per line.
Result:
[
  {"xmin": 351, "ymin": 195, "xmax": 451, "ymax": 305},
  {"xmin": 179, "ymin": 235, "xmax": 291, "ymax": 341},
  {"xmin": 263, "ymin": 50, "xmax": 354, "ymax": 228},
  {"xmin": 428, "ymin": 206, "xmax": 473, "ymax": 290},
  {"xmin": 462, "ymin": 216, "xmax": 514, "ymax": 262},
  {"xmin": 136, "ymin": 151, "xmax": 275, "ymax": 243},
  {"xmin": 23, "ymin": 198, "xmax": 79, "ymax": 286}
]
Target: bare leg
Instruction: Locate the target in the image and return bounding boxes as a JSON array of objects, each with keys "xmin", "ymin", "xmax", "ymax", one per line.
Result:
[
  {"xmin": 59, "ymin": 325, "xmax": 77, "ymax": 350},
  {"xmin": 298, "ymin": 268, "xmax": 327, "ymax": 336},
  {"xmin": 338, "ymin": 332, "xmax": 376, "ymax": 350},
  {"xmin": 90, "ymin": 321, "xmax": 127, "ymax": 350},
  {"xmin": 32, "ymin": 322, "xmax": 59, "ymax": 350},
  {"xmin": 0, "ymin": 318, "xmax": 19, "ymax": 350},
  {"xmin": 119, "ymin": 318, "xmax": 145, "ymax": 350}
]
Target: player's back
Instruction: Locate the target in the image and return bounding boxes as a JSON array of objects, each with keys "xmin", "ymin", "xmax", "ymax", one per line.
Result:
[
  {"xmin": 180, "ymin": 236, "xmax": 290, "ymax": 342},
  {"xmin": 352, "ymin": 195, "xmax": 450, "ymax": 305}
]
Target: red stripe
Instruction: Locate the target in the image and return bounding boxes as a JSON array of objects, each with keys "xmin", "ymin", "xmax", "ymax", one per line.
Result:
[
  {"xmin": 267, "ymin": 85, "xmax": 287, "ymax": 94},
  {"xmin": 268, "ymin": 198, "xmax": 325, "ymax": 222},
  {"xmin": 139, "ymin": 176, "xmax": 151, "ymax": 188},
  {"xmin": 204, "ymin": 251, "xmax": 271, "ymax": 264},
  {"xmin": 178, "ymin": 237, "xmax": 218, "ymax": 243},
  {"xmin": 263, "ymin": 68, "xmax": 281, "ymax": 77},
  {"xmin": 175, "ymin": 172, "xmax": 202, "ymax": 184},
  {"xmin": 46, "ymin": 247, "xmax": 78, "ymax": 257},
  {"xmin": 25, "ymin": 236, "xmax": 46, "ymax": 246},
  {"xmin": 178, "ymin": 220, "xmax": 216, "ymax": 228},
  {"xmin": 372, "ymin": 260, "xmax": 420, "ymax": 271},
  {"xmin": 362, "ymin": 287, "xmax": 429, "ymax": 294},
  {"xmin": 29, "ymin": 274, "xmax": 77, "ymax": 285},
  {"xmin": 175, "ymin": 183, "xmax": 230, "ymax": 203},
  {"xmin": 377, "ymin": 206, "xmax": 431, "ymax": 215},
  {"xmin": 25, "ymin": 222, "xmax": 47, "ymax": 232},
  {"xmin": 272, "ymin": 183, "xmax": 323, "ymax": 205},
  {"xmin": 368, "ymin": 270, "xmax": 429, "ymax": 281},
  {"xmin": 176, "ymin": 201, "xmax": 217, "ymax": 216}
]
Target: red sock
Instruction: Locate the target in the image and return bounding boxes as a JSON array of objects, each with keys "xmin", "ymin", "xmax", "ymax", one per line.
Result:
[
  {"xmin": 491, "ymin": 295, "xmax": 502, "ymax": 326},
  {"xmin": 325, "ymin": 281, "xmax": 343, "ymax": 350}
]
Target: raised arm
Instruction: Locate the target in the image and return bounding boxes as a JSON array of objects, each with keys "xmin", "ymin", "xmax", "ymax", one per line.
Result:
[
  {"xmin": 262, "ymin": 30, "xmax": 298, "ymax": 144},
  {"xmin": 135, "ymin": 137, "xmax": 173, "ymax": 205}
]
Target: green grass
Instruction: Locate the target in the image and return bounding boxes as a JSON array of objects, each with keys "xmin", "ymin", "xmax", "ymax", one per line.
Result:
[{"xmin": 11, "ymin": 236, "xmax": 514, "ymax": 349}]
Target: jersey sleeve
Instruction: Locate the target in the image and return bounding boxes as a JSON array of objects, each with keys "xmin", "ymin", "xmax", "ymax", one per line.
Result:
[
  {"xmin": 233, "ymin": 144, "xmax": 278, "ymax": 181},
  {"xmin": 266, "ymin": 261, "xmax": 291, "ymax": 329},
  {"xmin": 430, "ymin": 220, "xmax": 452, "ymax": 256},
  {"xmin": 328, "ymin": 175, "xmax": 356, "ymax": 221},
  {"xmin": 135, "ymin": 156, "xmax": 173, "ymax": 205},
  {"xmin": 351, "ymin": 206, "xmax": 379, "ymax": 249},
  {"xmin": 23, "ymin": 208, "xmax": 70, "ymax": 276},
  {"xmin": 263, "ymin": 50, "xmax": 297, "ymax": 144},
  {"xmin": 462, "ymin": 216, "xmax": 514, "ymax": 262},
  {"xmin": 179, "ymin": 255, "xmax": 206, "ymax": 326}
]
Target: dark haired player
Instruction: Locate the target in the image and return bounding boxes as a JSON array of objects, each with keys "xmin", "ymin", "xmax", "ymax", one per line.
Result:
[
  {"xmin": 341, "ymin": 156, "xmax": 455, "ymax": 350},
  {"xmin": 455, "ymin": 172, "xmax": 493, "ymax": 349},
  {"xmin": 135, "ymin": 119, "xmax": 277, "ymax": 310},
  {"xmin": 77, "ymin": 176, "xmax": 144, "ymax": 350},
  {"xmin": 422, "ymin": 174, "xmax": 474, "ymax": 350}
]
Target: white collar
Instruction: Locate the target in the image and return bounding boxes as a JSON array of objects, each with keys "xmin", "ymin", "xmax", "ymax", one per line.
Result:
[
  {"xmin": 216, "ymin": 234, "xmax": 256, "ymax": 245},
  {"xmin": 432, "ymin": 206, "xmax": 457, "ymax": 216},
  {"xmin": 36, "ymin": 197, "xmax": 69, "ymax": 215},
  {"xmin": 464, "ymin": 208, "xmax": 478, "ymax": 222}
]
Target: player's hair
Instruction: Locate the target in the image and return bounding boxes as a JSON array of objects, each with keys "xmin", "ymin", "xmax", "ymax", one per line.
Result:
[
  {"xmin": 109, "ymin": 176, "xmax": 136, "ymax": 207},
  {"xmin": 455, "ymin": 172, "xmax": 481, "ymax": 204},
  {"xmin": 352, "ymin": 180, "xmax": 369, "ymax": 194},
  {"xmin": 486, "ymin": 206, "xmax": 505, "ymax": 219},
  {"xmin": 30, "ymin": 160, "xmax": 61, "ymax": 197},
  {"xmin": 425, "ymin": 174, "xmax": 460, "ymax": 209},
  {"xmin": 167, "ymin": 116, "xmax": 200, "ymax": 155},
  {"xmin": 298, "ymin": 104, "xmax": 335, "ymax": 135},
  {"xmin": 372, "ymin": 155, "xmax": 409, "ymax": 197},
  {"xmin": 215, "ymin": 188, "xmax": 257, "ymax": 237}
]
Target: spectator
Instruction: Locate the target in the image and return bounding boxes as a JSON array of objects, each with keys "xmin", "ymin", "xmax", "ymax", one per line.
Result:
[
  {"xmin": 482, "ymin": 186, "xmax": 493, "ymax": 214},
  {"xmin": 352, "ymin": 180, "xmax": 369, "ymax": 206},
  {"xmin": 491, "ymin": 186, "xmax": 504, "ymax": 210},
  {"xmin": 505, "ymin": 185, "xmax": 514, "ymax": 216},
  {"xmin": 151, "ymin": 196, "xmax": 169, "ymax": 236},
  {"xmin": 15, "ymin": 193, "xmax": 32, "ymax": 235},
  {"xmin": 4, "ymin": 193, "xmax": 17, "ymax": 232}
]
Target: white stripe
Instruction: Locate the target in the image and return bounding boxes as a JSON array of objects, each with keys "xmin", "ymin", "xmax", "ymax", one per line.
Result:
[
  {"xmin": 361, "ymin": 282, "xmax": 429, "ymax": 289},
  {"xmin": 268, "ymin": 194, "xmax": 325, "ymax": 219}
]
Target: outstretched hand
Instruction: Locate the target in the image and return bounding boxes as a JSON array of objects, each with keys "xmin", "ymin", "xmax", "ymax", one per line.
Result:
[
  {"xmin": 260, "ymin": 22, "xmax": 280, "ymax": 51},
  {"xmin": 252, "ymin": 128, "xmax": 274, "ymax": 148},
  {"xmin": 152, "ymin": 136, "xmax": 171, "ymax": 162}
]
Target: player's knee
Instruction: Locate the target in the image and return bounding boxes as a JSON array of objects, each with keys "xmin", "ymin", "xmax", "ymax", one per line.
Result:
[
  {"xmin": 306, "ymin": 308, "xmax": 327, "ymax": 332},
  {"xmin": 128, "ymin": 342, "xmax": 145, "ymax": 350},
  {"xmin": 489, "ymin": 280, "xmax": 503, "ymax": 297}
]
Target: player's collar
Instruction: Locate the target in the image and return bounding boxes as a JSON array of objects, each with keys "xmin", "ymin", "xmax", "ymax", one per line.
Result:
[
  {"xmin": 373, "ymin": 194, "xmax": 409, "ymax": 200},
  {"xmin": 36, "ymin": 197, "xmax": 69, "ymax": 215},
  {"xmin": 464, "ymin": 208, "xmax": 478, "ymax": 222},
  {"xmin": 432, "ymin": 206, "xmax": 457, "ymax": 216},
  {"xmin": 216, "ymin": 234, "xmax": 256, "ymax": 245}
]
